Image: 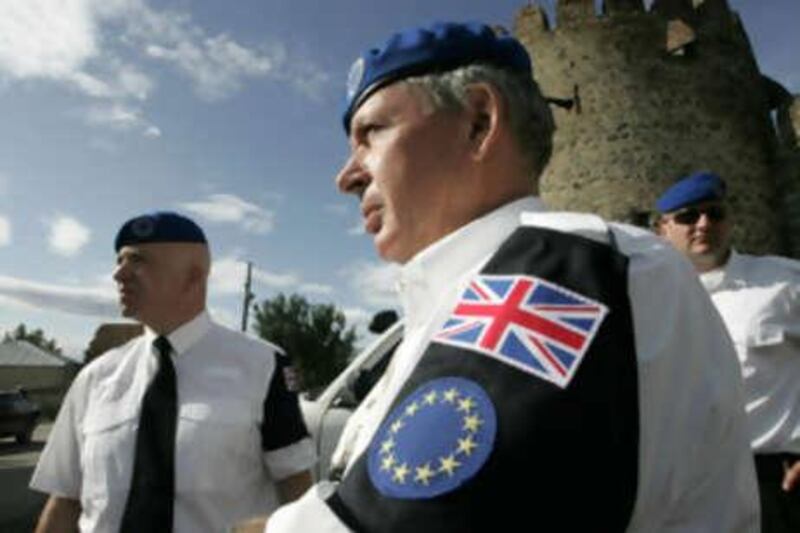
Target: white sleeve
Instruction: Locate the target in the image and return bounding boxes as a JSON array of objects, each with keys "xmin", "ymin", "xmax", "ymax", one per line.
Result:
[
  {"xmin": 266, "ymin": 482, "xmax": 351, "ymax": 533},
  {"xmin": 263, "ymin": 437, "xmax": 317, "ymax": 480},
  {"xmin": 29, "ymin": 370, "xmax": 88, "ymax": 499},
  {"xmin": 614, "ymin": 227, "xmax": 760, "ymax": 532}
]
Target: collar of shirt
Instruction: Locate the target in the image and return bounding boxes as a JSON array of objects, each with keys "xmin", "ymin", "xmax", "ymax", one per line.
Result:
[
  {"xmin": 397, "ymin": 196, "xmax": 546, "ymax": 329},
  {"xmin": 699, "ymin": 249, "xmax": 743, "ymax": 293},
  {"xmin": 143, "ymin": 310, "xmax": 212, "ymax": 357}
]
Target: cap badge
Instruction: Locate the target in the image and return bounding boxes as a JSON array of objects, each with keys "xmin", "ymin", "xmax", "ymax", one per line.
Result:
[
  {"xmin": 130, "ymin": 216, "xmax": 156, "ymax": 238},
  {"xmin": 346, "ymin": 57, "xmax": 365, "ymax": 102}
]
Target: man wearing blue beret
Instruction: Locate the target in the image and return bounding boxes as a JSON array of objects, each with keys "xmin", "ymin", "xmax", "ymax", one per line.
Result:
[
  {"xmin": 267, "ymin": 22, "xmax": 758, "ymax": 532},
  {"xmin": 657, "ymin": 172, "xmax": 800, "ymax": 533},
  {"xmin": 30, "ymin": 212, "xmax": 316, "ymax": 532}
]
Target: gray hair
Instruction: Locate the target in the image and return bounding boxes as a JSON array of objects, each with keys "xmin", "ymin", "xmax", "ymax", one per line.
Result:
[{"xmin": 405, "ymin": 64, "xmax": 555, "ymax": 178}]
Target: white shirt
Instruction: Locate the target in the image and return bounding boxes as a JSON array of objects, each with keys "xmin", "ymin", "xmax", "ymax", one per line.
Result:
[
  {"xmin": 31, "ymin": 311, "xmax": 316, "ymax": 533},
  {"xmin": 700, "ymin": 250, "xmax": 800, "ymax": 454},
  {"xmin": 268, "ymin": 198, "xmax": 758, "ymax": 532}
]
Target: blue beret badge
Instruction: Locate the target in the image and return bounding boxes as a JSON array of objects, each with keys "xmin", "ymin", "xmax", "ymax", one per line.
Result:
[
  {"xmin": 367, "ymin": 377, "xmax": 496, "ymax": 499},
  {"xmin": 346, "ymin": 57, "xmax": 365, "ymax": 102},
  {"xmin": 130, "ymin": 215, "xmax": 156, "ymax": 238}
]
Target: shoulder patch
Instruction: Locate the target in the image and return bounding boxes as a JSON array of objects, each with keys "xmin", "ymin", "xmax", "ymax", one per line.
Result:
[
  {"xmin": 435, "ymin": 273, "xmax": 608, "ymax": 388},
  {"xmin": 367, "ymin": 377, "xmax": 496, "ymax": 499},
  {"xmin": 521, "ymin": 211, "xmax": 610, "ymax": 245}
]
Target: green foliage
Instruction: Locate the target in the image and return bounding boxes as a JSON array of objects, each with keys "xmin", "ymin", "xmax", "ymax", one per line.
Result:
[
  {"xmin": 252, "ymin": 293, "xmax": 357, "ymax": 393},
  {"xmin": 2, "ymin": 323, "xmax": 64, "ymax": 355}
]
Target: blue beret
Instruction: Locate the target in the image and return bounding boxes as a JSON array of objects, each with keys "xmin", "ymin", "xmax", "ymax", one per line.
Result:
[
  {"xmin": 115, "ymin": 211, "xmax": 207, "ymax": 252},
  {"xmin": 656, "ymin": 172, "xmax": 727, "ymax": 213},
  {"xmin": 343, "ymin": 21, "xmax": 532, "ymax": 132}
]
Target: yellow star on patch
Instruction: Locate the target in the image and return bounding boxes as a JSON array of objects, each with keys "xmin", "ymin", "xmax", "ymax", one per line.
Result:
[
  {"xmin": 439, "ymin": 454, "xmax": 461, "ymax": 477},
  {"xmin": 457, "ymin": 396, "xmax": 476, "ymax": 413},
  {"xmin": 393, "ymin": 463, "xmax": 410, "ymax": 484},
  {"xmin": 390, "ymin": 420, "xmax": 405, "ymax": 434},
  {"xmin": 463, "ymin": 414, "xmax": 483, "ymax": 432},
  {"xmin": 442, "ymin": 388, "xmax": 460, "ymax": 403},
  {"xmin": 381, "ymin": 454, "xmax": 396, "ymax": 471},
  {"xmin": 381, "ymin": 437, "xmax": 395, "ymax": 454},
  {"xmin": 457, "ymin": 436, "xmax": 478, "ymax": 456},
  {"xmin": 405, "ymin": 402, "xmax": 420, "ymax": 416},
  {"xmin": 415, "ymin": 463, "xmax": 435, "ymax": 486},
  {"xmin": 423, "ymin": 390, "xmax": 438, "ymax": 405}
]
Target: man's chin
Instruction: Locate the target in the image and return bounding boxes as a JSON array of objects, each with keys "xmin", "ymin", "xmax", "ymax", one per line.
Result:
[{"xmin": 119, "ymin": 305, "xmax": 137, "ymax": 319}]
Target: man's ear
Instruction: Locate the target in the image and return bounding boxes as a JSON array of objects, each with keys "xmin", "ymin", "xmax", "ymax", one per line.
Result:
[
  {"xmin": 654, "ymin": 216, "xmax": 667, "ymax": 236},
  {"xmin": 463, "ymin": 82, "xmax": 504, "ymax": 161},
  {"xmin": 184, "ymin": 260, "xmax": 208, "ymax": 293}
]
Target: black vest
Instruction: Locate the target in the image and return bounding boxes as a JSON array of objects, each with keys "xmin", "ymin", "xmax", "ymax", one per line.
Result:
[{"xmin": 329, "ymin": 226, "xmax": 640, "ymax": 532}]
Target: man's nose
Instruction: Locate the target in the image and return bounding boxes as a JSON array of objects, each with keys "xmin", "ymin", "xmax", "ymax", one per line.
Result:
[
  {"xmin": 695, "ymin": 213, "xmax": 713, "ymax": 228},
  {"xmin": 112, "ymin": 262, "xmax": 128, "ymax": 283},
  {"xmin": 335, "ymin": 152, "xmax": 371, "ymax": 198}
]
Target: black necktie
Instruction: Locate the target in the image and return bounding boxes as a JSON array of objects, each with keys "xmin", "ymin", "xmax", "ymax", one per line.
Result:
[{"xmin": 120, "ymin": 336, "xmax": 178, "ymax": 533}]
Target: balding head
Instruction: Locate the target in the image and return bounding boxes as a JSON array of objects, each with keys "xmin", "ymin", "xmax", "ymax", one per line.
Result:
[{"xmin": 113, "ymin": 241, "xmax": 211, "ymax": 334}]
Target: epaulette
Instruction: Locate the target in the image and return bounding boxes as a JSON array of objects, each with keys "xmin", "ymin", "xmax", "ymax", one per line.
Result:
[{"xmin": 520, "ymin": 211, "xmax": 611, "ymax": 245}]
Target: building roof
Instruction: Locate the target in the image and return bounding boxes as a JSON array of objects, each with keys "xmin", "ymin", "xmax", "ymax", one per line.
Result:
[{"xmin": 0, "ymin": 340, "xmax": 71, "ymax": 367}]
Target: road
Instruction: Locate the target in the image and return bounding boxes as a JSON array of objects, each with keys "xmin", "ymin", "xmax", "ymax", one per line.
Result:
[{"xmin": 0, "ymin": 422, "xmax": 51, "ymax": 533}]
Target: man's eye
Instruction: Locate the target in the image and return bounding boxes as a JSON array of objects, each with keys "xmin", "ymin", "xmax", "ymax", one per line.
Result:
[{"xmin": 361, "ymin": 123, "xmax": 382, "ymax": 139}]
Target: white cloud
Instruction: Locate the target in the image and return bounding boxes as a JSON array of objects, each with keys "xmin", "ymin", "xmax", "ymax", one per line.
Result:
[
  {"xmin": 209, "ymin": 256, "xmax": 332, "ymax": 300},
  {"xmin": 348, "ymin": 218, "xmax": 365, "ymax": 236},
  {"xmin": 209, "ymin": 257, "xmax": 248, "ymax": 295},
  {"xmin": 346, "ymin": 261, "xmax": 400, "ymax": 308},
  {"xmin": 179, "ymin": 194, "xmax": 275, "ymax": 234},
  {"xmin": 86, "ymin": 103, "xmax": 141, "ymax": 129},
  {"xmin": 342, "ymin": 306, "xmax": 371, "ymax": 327},
  {"xmin": 0, "ymin": 0, "xmax": 98, "ymax": 80},
  {"xmin": 299, "ymin": 283, "xmax": 334, "ymax": 296},
  {"xmin": 81, "ymin": 102, "xmax": 158, "ymax": 137},
  {"xmin": 0, "ymin": 216, "xmax": 10, "ymax": 246},
  {"xmin": 324, "ymin": 203, "xmax": 349, "ymax": 216},
  {"xmin": 252, "ymin": 268, "xmax": 298, "ymax": 289},
  {"xmin": 48, "ymin": 215, "xmax": 91, "ymax": 256},
  {"xmin": 209, "ymin": 256, "xmax": 299, "ymax": 296},
  {"xmin": 0, "ymin": 0, "xmax": 327, "ymax": 134},
  {"xmin": 146, "ymin": 34, "xmax": 271, "ymax": 101},
  {"xmin": 0, "ymin": 274, "xmax": 117, "ymax": 317}
]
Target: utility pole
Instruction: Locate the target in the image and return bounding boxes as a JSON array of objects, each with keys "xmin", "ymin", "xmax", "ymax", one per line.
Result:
[{"xmin": 241, "ymin": 261, "xmax": 254, "ymax": 332}]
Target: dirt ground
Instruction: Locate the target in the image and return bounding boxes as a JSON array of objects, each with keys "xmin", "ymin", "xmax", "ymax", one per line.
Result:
[{"xmin": 0, "ymin": 422, "xmax": 51, "ymax": 533}]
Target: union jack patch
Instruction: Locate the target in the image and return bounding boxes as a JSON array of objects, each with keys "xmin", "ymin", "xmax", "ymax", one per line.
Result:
[{"xmin": 435, "ymin": 274, "xmax": 608, "ymax": 388}]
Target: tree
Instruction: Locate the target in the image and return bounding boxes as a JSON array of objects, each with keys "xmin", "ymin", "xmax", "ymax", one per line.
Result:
[
  {"xmin": 2, "ymin": 323, "xmax": 64, "ymax": 355},
  {"xmin": 252, "ymin": 293, "xmax": 358, "ymax": 394}
]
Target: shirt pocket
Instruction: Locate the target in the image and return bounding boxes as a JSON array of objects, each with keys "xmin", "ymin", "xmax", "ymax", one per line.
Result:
[
  {"xmin": 744, "ymin": 286, "xmax": 795, "ymax": 349},
  {"xmin": 175, "ymin": 400, "xmax": 260, "ymax": 491},
  {"xmin": 80, "ymin": 403, "xmax": 139, "ymax": 499}
]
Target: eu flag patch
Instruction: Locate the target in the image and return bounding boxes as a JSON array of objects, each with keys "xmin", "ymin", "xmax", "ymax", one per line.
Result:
[
  {"xmin": 435, "ymin": 274, "xmax": 608, "ymax": 388},
  {"xmin": 367, "ymin": 377, "xmax": 496, "ymax": 499}
]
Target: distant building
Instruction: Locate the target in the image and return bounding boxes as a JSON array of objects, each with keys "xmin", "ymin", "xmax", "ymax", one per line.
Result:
[
  {"xmin": 515, "ymin": 0, "xmax": 800, "ymax": 256},
  {"xmin": 84, "ymin": 323, "xmax": 144, "ymax": 364},
  {"xmin": 0, "ymin": 340, "xmax": 80, "ymax": 418}
]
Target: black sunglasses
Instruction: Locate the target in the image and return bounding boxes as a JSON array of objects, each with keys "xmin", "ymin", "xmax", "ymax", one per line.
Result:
[{"xmin": 670, "ymin": 205, "xmax": 727, "ymax": 225}]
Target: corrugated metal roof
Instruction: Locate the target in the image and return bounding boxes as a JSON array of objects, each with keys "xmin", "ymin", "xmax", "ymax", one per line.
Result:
[{"xmin": 0, "ymin": 340, "xmax": 69, "ymax": 367}]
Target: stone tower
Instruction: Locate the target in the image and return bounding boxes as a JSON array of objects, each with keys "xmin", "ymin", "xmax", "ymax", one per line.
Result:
[{"xmin": 514, "ymin": 0, "xmax": 794, "ymax": 255}]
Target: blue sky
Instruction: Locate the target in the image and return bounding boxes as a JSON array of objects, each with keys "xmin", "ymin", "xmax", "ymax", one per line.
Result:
[{"xmin": 0, "ymin": 0, "xmax": 798, "ymax": 359}]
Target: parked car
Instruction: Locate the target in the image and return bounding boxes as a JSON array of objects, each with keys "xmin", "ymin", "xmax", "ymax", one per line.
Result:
[
  {"xmin": 0, "ymin": 388, "xmax": 42, "ymax": 444},
  {"xmin": 301, "ymin": 321, "xmax": 403, "ymax": 480}
]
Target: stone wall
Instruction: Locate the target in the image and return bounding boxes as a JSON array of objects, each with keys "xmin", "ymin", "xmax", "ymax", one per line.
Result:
[{"xmin": 514, "ymin": 0, "xmax": 789, "ymax": 254}]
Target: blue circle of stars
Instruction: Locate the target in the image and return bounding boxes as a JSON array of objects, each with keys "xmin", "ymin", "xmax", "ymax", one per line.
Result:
[{"xmin": 367, "ymin": 377, "xmax": 497, "ymax": 499}]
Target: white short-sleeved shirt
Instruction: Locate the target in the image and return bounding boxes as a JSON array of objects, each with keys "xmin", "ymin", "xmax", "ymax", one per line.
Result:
[
  {"xmin": 31, "ymin": 311, "xmax": 316, "ymax": 533},
  {"xmin": 268, "ymin": 197, "xmax": 759, "ymax": 532},
  {"xmin": 700, "ymin": 251, "xmax": 800, "ymax": 454}
]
